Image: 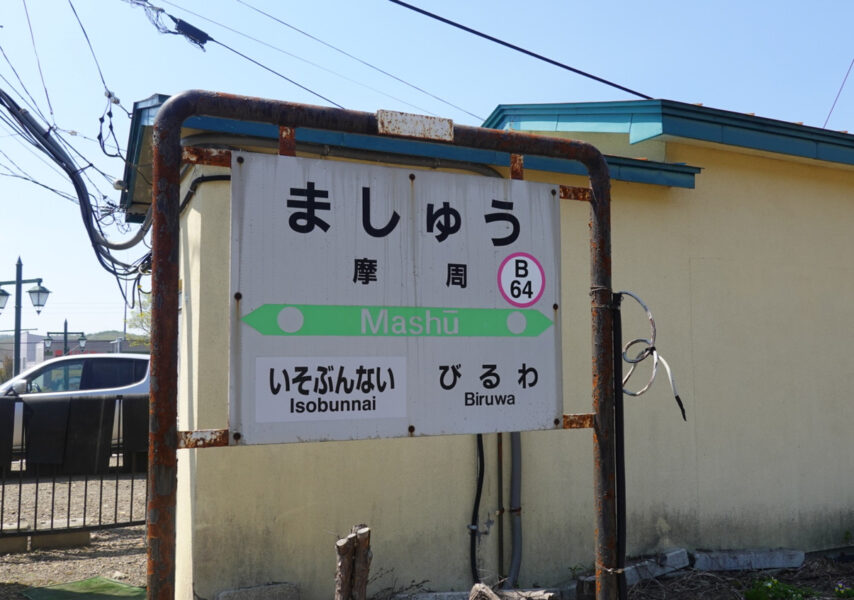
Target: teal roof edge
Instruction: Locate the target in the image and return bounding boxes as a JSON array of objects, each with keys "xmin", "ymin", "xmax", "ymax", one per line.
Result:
[
  {"xmin": 185, "ymin": 114, "xmax": 700, "ymax": 188},
  {"xmin": 483, "ymin": 99, "xmax": 854, "ymax": 167},
  {"xmin": 121, "ymin": 97, "xmax": 701, "ymax": 216}
]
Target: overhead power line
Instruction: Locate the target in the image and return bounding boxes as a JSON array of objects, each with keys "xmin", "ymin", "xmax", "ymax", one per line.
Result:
[
  {"xmin": 823, "ymin": 56, "xmax": 853, "ymax": 129},
  {"xmin": 123, "ymin": 0, "xmax": 343, "ymax": 108},
  {"xmin": 0, "ymin": 85, "xmax": 154, "ymax": 309},
  {"xmin": 0, "ymin": 170, "xmax": 79, "ymax": 203},
  {"xmin": 0, "ymin": 44, "xmax": 49, "ymax": 123},
  {"xmin": 210, "ymin": 35, "xmax": 343, "ymax": 109},
  {"xmin": 233, "ymin": 0, "xmax": 484, "ymax": 120},
  {"xmin": 21, "ymin": 0, "xmax": 55, "ymax": 121},
  {"xmin": 67, "ymin": 0, "xmax": 108, "ymax": 90},
  {"xmin": 67, "ymin": 0, "xmax": 132, "ymax": 162},
  {"xmin": 160, "ymin": 0, "xmax": 437, "ymax": 116},
  {"xmin": 2, "ymin": 4, "xmax": 155, "ymax": 309},
  {"xmin": 388, "ymin": 0, "xmax": 653, "ymax": 101},
  {"xmin": 0, "ymin": 121, "xmax": 76, "ymax": 185}
]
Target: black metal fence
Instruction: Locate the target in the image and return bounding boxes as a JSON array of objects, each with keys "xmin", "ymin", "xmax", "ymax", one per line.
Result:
[{"xmin": 0, "ymin": 393, "xmax": 148, "ymax": 538}]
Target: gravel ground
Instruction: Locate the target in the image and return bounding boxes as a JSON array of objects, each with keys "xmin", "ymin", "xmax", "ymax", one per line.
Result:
[
  {"xmin": 0, "ymin": 525, "xmax": 146, "ymax": 600},
  {"xmin": 0, "ymin": 466, "xmax": 147, "ymax": 600},
  {"xmin": 628, "ymin": 554, "xmax": 854, "ymax": 599},
  {"xmin": 4, "ymin": 534, "xmax": 853, "ymax": 600}
]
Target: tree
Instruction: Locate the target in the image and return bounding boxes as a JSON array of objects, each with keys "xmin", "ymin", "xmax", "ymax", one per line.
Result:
[
  {"xmin": 127, "ymin": 294, "xmax": 151, "ymax": 336},
  {"xmin": 125, "ymin": 294, "xmax": 151, "ymax": 349},
  {"xmin": 0, "ymin": 355, "xmax": 12, "ymax": 384}
]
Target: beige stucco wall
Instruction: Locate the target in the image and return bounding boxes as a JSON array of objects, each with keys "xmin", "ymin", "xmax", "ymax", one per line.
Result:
[{"xmin": 175, "ymin": 141, "xmax": 854, "ymax": 599}]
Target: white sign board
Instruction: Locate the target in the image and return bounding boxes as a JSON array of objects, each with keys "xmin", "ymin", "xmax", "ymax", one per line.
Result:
[{"xmin": 229, "ymin": 153, "xmax": 561, "ymax": 444}]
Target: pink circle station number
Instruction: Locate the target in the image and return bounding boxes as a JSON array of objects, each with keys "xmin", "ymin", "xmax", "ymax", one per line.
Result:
[{"xmin": 497, "ymin": 252, "xmax": 545, "ymax": 308}]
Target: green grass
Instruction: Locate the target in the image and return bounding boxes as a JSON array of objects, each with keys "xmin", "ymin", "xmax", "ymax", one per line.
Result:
[{"xmin": 744, "ymin": 577, "xmax": 815, "ymax": 600}]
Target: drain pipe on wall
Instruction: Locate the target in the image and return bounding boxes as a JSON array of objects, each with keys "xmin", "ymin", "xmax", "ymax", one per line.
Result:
[
  {"xmin": 613, "ymin": 294, "xmax": 627, "ymax": 600},
  {"xmin": 504, "ymin": 431, "xmax": 522, "ymax": 588},
  {"xmin": 470, "ymin": 433, "xmax": 486, "ymax": 583},
  {"xmin": 469, "ymin": 432, "xmax": 519, "ymax": 587},
  {"xmin": 497, "ymin": 433, "xmax": 505, "ymax": 580}
]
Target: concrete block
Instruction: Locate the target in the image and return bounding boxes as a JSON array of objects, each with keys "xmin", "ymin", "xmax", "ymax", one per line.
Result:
[
  {"xmin": 0, "ymin": 535, "xmax": 28, "ymax": 554},
  {"xmin": 658, "ymin": 548, "xmax": 690, "ymax": 571},
  {"xmin": 691, "ymin": 549, "xmax": 805, "ymax": 572},
  {"xmin": 558, "ymin": 581, "xmax": 577, "ymax": 600},
  {"xmin": 30, "ymin": 530, "xmax": 90, "ymax": 549},
  {"xmin": 576, "ymin": 549, "xmax": 690, "ymax": 592},
  {"xmin": 575, "ymin": 577, "xmax": 595, "ymax": 600},
  {"xmin": 215, "ymin": 582, "xmax": 299, "ymax": 600},
  {"xmin": 625, "ymin": 548, "xmax": 690, "ymax": 585},
  {"xmin": 625, "ymin": 559, "xmax": 655, "ymax": 587}
]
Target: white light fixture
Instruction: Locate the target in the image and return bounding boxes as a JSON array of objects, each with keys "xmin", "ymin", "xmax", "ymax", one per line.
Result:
[{"xmin": 27, "ymin": 284, "xmax": 51, "ymax": 314}]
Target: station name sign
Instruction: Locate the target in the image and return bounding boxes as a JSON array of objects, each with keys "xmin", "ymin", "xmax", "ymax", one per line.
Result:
[{"xmin": 229, "ymin": 153, "xmax": 562, "ymax": 444}]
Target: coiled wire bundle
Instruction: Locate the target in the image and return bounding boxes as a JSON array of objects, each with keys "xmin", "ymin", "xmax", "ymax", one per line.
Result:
[{"xmin": 618, "ymin": 290, "xmax": 686, "ymax": 420}]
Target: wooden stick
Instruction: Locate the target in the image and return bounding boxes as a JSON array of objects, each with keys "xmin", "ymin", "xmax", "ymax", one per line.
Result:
[
  {"xmin": 351, "ymin": 527, "xmax": 372, "ymax": 600},
  {"xmin": 334, "ymin": 534, "xmax": 356, "ymax": 600},
  {"xmin": 469, "ymin": 583, "xmax": 501, "ymax": 600}
]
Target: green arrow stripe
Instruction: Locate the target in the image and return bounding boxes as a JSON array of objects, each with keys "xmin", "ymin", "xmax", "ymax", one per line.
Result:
[{"xmin": 242, "ymin": 304, "xmax": 553, "ymax": 337}]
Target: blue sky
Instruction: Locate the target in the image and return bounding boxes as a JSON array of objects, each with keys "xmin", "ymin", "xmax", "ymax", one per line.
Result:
[{"xmin": 0, "ymin": 0, "xmax": 851, "ymax": 337}]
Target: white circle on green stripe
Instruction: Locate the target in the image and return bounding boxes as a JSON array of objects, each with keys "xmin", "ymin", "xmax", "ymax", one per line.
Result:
[
  {"xmin": 506, "ymin": 311, "xmax": 527, "ymax": 335},
  {"xmin": 277, "ymin": 306, "xmax": 304, "ymax": 333}
]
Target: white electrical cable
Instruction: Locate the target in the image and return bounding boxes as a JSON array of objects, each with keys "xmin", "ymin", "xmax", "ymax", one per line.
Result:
[{"xmin": 618, "ymin": 290, "xmax": 686, "ymax": 420}]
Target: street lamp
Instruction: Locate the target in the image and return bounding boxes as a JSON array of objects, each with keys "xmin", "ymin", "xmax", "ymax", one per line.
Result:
[
  {"xmin": 44, "ymin": 319, "xmax": 87, "ymax": 356},
  {"xmin": 0, "ymin": 258, "xmax": 50, "ymax": 375}
]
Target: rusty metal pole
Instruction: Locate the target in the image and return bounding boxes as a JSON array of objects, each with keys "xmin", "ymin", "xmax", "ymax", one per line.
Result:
[
  {"xmin": 587, "ymin": 166, "xmax": 617, "ymax": 600},
  {"xmin": 148, "ymin": 90, "xmax": 615, "ymax": 600},
  {"xmin": 148, "ymin": 96, "xmax": 184, "ymax": 600}
]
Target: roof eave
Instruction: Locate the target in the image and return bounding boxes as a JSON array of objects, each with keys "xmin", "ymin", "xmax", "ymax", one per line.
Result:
[{"xmin": 483, "ymin": 99, "xmax": 854, "ymax": 166}]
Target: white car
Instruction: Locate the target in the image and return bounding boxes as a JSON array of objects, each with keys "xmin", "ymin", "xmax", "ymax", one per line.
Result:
[
  {"xmin": 1, "ymin": 353, "xmax": 150, "ymax": 471},
  {"xmin": 1, "ymin": 352, "xmax": 149, "ymax": 396}
]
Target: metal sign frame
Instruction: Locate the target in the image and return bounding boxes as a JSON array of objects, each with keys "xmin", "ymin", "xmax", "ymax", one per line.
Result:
[{"xmin": 149, "ymin": 90, "xmax": 617, "ymax": 600}]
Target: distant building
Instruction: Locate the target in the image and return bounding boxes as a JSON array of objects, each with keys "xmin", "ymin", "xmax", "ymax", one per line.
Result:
[{"xmin": 3, "ymin": 331, "xmax": 47, "ymax": 371}]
